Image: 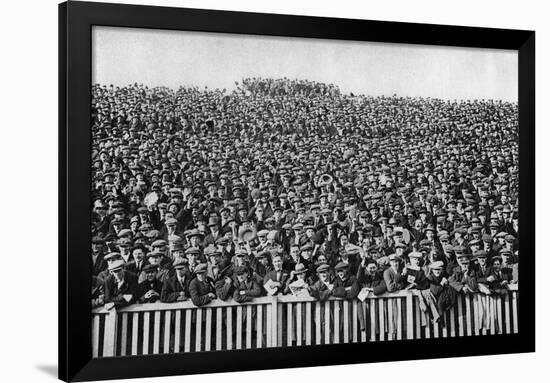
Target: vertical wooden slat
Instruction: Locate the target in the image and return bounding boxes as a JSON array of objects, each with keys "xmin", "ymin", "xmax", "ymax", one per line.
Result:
[
  {"xmin": 296, "ymin": 303, "xmax": 302, "ymax": 346},
  {"xmin": 226, "ymin": 307, "xmax": 233, "ymax": 350},
  {"xmin": 369, "ymin": 301, "xmax": 376, "ymax": 342},
  {"xmin": 184, "ymin": 310, "xmax": 191, "ymax": 352},
  {"xmin": 343, "ymin": 301, "xmax": 350, "ymax": 343},
  {"xmin": 142, "ymin": 312, "xmax": 150, "ymax": 355},
  {"xmin": 271, "ymin": 298, "xmax": 278, "ymax": 347},
  {"xmin": 205, "ymin": 308, "xmax": 212, "ymax": 352},
  {"xmin": 131, "ymin": 313, "xmax": 139, "ymax": 355},
  {"xmin": 236, "ymin": 306, "xmax": 242, "ymax": 350},
  {"xmin": 472, "ymin": 295, "xmax": 480, "ymax": 335},
  {"xmin": 163, "ymin": 311, "xmax": 171, "ymax": 353},
  {"xmin": 465, "ymin": 295, "xmax": 472, "ymax": 336},
  {"xmin": 305, "ymin": 302, "xmax": 312, "ymax": 345},
  {"xmin": 257, "ymin": 305, "xmax": 263, "ymax": 348},
  {"xmin": 120, "ymin": 313, "xmax": 128, "ymax": 356},
  {"xmin": 489, "ymin": 296, "xmax": 496, "ymax": 335},
  {"xmin": 415, "ymin": 299, "xmax": 421, "ymax": 339},
  {"xmin": 195, "ymin": 309, "xmax": 203, "ymax": 352},
  {"xmin": 441, "ymin": 311, "xmax": 448, "ymax": 338},
  {"xmin": 246, "ymin": 305, "xmax": 252, "ymax": 349},
  {"xmin": 92, "ymin": 315, "xmax": 100, "ymax": 358},
  {"xmin": 504, "ymin": 293, "xmax": 511, "ymax": 334},
  {"xmin": 396, "ymin": 298, "xmax": 403, "ymax": 340},
  {"xmin": 481, "ymin": 295, "xmax": 488, "ymax": 335},
  {"xmin": 351, "ymin": 301, "xmax": 358, "ymax": 343},
  {"xmin": 277, "ymin": 303, "xmax": 283, "ymax": 346},
  {"xmin": 324, "ymin": 301, "xmax": 331, "ymax": 344},
  {"xmin": 378, "ymin": 299, "xmax": 385, "ymax": 341},
  {"xmin": 433, "ymin": 313, "xmax": 439, "ymax": 338},
  {"xmin": 457, "ymin": 295, "xmax": 464, "ymax": 337},
  {"xmin": 512, "ymin": 292, "xmax": 518, "ymax": 334},
  {"xmin": 216, "ymin": 308, "xmax": 223, "ymax": 350},
  {"xmin": 496, "ymin": 296, "xmax": 503, "ymax": 334},
  {"xmin": 152, "ymin": 311, "xmax": 161, "ymax": 354},
  {"xmin": 334, "ymin": 301, "xmax": 340, "ymax": 344},
  {"xmin": 406, "ymin": 293, "xmax": 414, "ymax": 340},
  {"xmin": 388, "ymin": 299, "xmax": 394, "ymax": 340},
  {"xmin": 315, "ymin": 302, "xmax": 322, "ymax": 345},
  {"xmin": 425, "ymin": 310, "xmax": 431, "ymax": 339},
  {"xmin": 287, "ymin": 303, "xmax": 293, "ymax": 346},
  {"xmin": 103, "ymin": 310, "xmax": 117, "ymax": 357},
  {"xmin": 174, "ymin": 310, "xmax": 181, "ymax": 353},
  {"xmin": 266, "ymin": 303, "xmax": 272, "ymax": 347},
  {"xmin": 449, "ymin": 307, "xmax": 456, "ymax": 337}
]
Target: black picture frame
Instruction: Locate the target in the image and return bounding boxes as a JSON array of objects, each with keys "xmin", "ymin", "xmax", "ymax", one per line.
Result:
[{"xmin": 59, "ymin": 1, "xmax": 535, "ymax": 381}]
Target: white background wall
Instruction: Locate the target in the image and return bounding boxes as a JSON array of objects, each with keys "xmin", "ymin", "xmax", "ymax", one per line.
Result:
[{"xmin": 0, "ymin": 0, "xmax": 546, "ymax": 382}]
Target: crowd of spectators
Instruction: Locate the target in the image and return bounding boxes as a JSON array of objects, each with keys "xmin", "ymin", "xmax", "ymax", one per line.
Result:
[{"xmin": 90, "ymin": 77, "xmax": 519, "ymax": 319}]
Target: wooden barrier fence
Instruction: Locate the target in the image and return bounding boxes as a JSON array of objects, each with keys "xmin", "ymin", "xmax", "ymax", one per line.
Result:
[{"xmin": 92, "ymin": 288, "xmax": 518, "ymax": 358}]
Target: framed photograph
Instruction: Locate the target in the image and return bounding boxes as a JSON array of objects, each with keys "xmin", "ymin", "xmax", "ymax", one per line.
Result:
[{"xmin": 59, "ymin": 1, "xmax": 535, "ymax": 381}]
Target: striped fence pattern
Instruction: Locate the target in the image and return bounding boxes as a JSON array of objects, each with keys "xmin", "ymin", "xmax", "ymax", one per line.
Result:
[{"xmin": 92, "ymin": 287, "xmax": 518, "ymax": 358}]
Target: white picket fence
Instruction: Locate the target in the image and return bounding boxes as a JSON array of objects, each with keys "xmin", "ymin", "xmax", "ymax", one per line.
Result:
[{"xmin": 92, "ymin": 287, "xmax": 518, "ymax": 358}]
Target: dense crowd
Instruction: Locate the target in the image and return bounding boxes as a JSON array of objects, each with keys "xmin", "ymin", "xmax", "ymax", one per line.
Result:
[{"xmin": 91, "ymin": 78, "xmax": 519, "ymax": 319}]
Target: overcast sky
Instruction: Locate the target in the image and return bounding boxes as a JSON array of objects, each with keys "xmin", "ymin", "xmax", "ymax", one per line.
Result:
[{"xmin": 92, "ymin": 26, "xmax": 517, "ymax": 102}]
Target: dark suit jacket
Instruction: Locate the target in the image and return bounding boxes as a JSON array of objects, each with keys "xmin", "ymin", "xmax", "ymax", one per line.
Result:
[
  {"xmin": 263, "ymin": 269, "xmax": 290, "ymax": 295},
  {"xmin": 402, "ymin": 266, "xmax": 430, "ymax": 290},
  {"xmin": 188, "ymin": 277, "xmax": 216, "ymax": 307},
  {"xmin": 356, "ymin": 267, "xmax": 387, "ymax": 295},
  {"xmin": 233, "ymin": 278, "xmax": 263, "ymax": 303},
  {"xmin": 160, "ymin": 273, "xmax": 190, "ymax": 303},
  {"xmin": 308, "ymin": 279, "xmax": 333, "ymax": 302},
  {"xmin": 383, "ymin": 267, "xmax": 404, "ymax": 292},
  {"xmin": 137, "ymin": 279, "xmax": 163, "ymax": 303},
  {"xmin": 104, "ymin": 271, "xmax": 139, "ymax": 307},
  {"xmin": 125, "ymin": 259, "xmax": 149, "ymax": 276},
  {"xmin": 332, "ymin": 275, "xmax": 360, "ymax": 299}
]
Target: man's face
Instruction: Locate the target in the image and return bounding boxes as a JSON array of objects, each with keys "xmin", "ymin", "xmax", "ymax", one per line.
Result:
[
  {"xmin": 366, "ymin": 263, "xmax": 377, "ymax": 275},
  {"xmin": 111, "ymin": 268, "xmax": 124, "ymax": 280},
  {"xmin": 92, "ymin": 243, "xmax": 103, "ymax": 253},
  {"xmin": 237, "ymin": 273, "xmax": 247, "ymax": 283},
  {"xmin": 149, "ymin": 256, "xmax": 161, "ymax": 266},
  {"xmin": 119, "ymin": 244, "xmax": 130, "ymax": 255},
  {"xmin": 318, "ymin": 271, "xmax": 329, "ymax": 282},
  {"xmin": 340, "ymin": 236, "xmax": 349, "ymax": 247},
  {"xmin": 132, "ymin": 248, "xmax": 145, "ymax": 262},
  {"xmin": 273, "ymin": 256, "xmax": 282, "ymax": 271},
  {"xmin": 196, "ymin": 272, "xmax": 206, "ymax": 281},
  {"xmin": 176, "ymin": 268, "xmax": 187, "ymax": 278},
  {"xmin": 290, "ymin": 247, "xmax": 300, "ymax": 259},
  {"xmin": 146, "ymin": 270, "xmax": 156, "ymax": 281},
  {"xmin": 432, "ymin": 268, "xmax": 443, "ymax": 277},
  {"xmin": 336, "ymin": 270, "xmax": 346, "ymax": 280}
]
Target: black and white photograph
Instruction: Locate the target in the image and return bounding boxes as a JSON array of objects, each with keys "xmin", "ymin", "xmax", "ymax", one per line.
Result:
[{"xmin": 90, "ymin": 26, "xmax": 520, "ymax": 358}]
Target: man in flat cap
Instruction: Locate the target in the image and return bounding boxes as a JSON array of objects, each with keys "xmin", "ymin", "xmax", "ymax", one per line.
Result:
[
  {"xmin": 160, "ymin": 258, "xmax": 190, "ymax": 303},
  {"xmin": 137, "ymin": 264, "xmax": 162, "ymax": 303},
  {"xmin": 332, "ymin": 262, "xmax": 360, "ymax": 299},
  {"xmin": 188, "ymin": 263, "xmax": 217, "ymax": 307},
  {"xmin": 104, "ymin": 259, "xmax": 138, "ymax": 308},
  {"xmin": 383, "ymin": 254, "xmax": 405, "ymax": 292},
  {"xmin": 308, "ymin": 264, "xmax": 334, "ymax": 302},
  {"xmin": 233, "ymin": 266, "xmax": 263, "ymax": 303}
]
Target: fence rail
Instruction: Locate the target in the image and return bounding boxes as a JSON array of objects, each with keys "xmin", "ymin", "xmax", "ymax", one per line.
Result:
[{"xmin": 92, "ymin": 288, "xmax": 518, "ymax": 358}]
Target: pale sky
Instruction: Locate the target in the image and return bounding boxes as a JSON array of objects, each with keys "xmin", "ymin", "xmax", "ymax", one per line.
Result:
[{"xmin": 92, "ymin": 26, "xmax": 518, "ymax": 102}]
